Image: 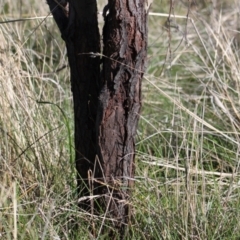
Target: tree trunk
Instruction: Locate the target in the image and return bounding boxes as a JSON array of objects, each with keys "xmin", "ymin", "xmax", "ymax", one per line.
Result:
[
  {"xmin": 46, "ymin": 0, "xmax": 102, "ymax": 210},
  {"xmin": 98, "ymin": 0, "xmax": 148, "ymax": 234},
  {"xmin": 66, "ymin": 0, "xmax": 101, "ymax": 211},
  {"xmin": 46, "ymin": 0, "xmax": 147, "ymax": 236}
]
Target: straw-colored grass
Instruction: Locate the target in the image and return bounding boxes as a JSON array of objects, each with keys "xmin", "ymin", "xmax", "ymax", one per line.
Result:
[{"xmin": 1, "ymin": 0, "xmax": 240, "ymax": 239}]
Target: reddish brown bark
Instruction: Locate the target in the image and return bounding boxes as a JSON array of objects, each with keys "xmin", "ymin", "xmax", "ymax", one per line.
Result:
[{"xmin": 98, "ymin": 0, "xmax": 148, "ymax": 233}]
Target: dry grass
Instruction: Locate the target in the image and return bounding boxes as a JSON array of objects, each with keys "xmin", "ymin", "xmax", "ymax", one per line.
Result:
[{"xmin": 1, "ymin": 0, "xmax": 240, "ymax": 239}]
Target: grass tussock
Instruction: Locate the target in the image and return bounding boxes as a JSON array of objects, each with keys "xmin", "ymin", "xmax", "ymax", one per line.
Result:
[{"xmin": 1, "ymin": 0, "xmax": 240, "ymax": 239}]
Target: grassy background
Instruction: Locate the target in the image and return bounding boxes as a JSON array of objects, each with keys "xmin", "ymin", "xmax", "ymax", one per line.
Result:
[{"xmin": 1, "ymin": 0, "xmax": 240, "ymax": 239}]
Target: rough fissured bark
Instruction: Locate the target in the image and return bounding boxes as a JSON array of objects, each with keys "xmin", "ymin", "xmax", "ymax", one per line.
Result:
[{"xmin": 98, "ymin": 0, "xmax": 147, "ymax": 233}]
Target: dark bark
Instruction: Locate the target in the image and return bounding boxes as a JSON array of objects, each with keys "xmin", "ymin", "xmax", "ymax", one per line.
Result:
[
  {"xmin": 46, "ymin": 0, "xmax": 147, "ymax": 236},
  {"xmin": 46, "ymin": 0, "xmax": 101, "ymax": 210},
  {"xmin": 66, "ymin": 0, "xmax": 101, "ymax": 210}
]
